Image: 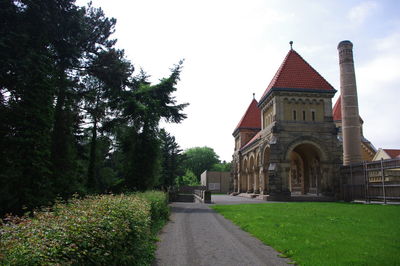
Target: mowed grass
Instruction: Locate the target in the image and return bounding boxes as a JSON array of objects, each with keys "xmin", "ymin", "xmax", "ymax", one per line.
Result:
[{"xmin": 211, "ymin": 203, "xmax": 400, "ymax": 266}]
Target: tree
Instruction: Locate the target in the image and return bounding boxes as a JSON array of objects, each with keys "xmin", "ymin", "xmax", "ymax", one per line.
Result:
[
  {"xmin": 82, "ymin": 48, "xmax": 133, "ymax": 192},
  {"xmin": 174, "ymin": 169, "xmax": 199, "ymax": 187},
  {"xmin": 0, "ymin": 0, "xmax": 83, "ymax": 214},
  {"xmin": 159, "ymin": 129, "xmax": 185, "ymax": 189},
  {"xmin": 0, "ymin": 0, "xmax": 189, "ymax": 216},
  {"xmin": 0, "ymin": 0, "xmax": 135, "ymax": 214},
  {"xmin": 182, "ymin": 147, "xmax": 220, "ymax": 181},
  {"xmin": 119, "ymin": 63, "xmax": 188, "ymax": 191},
  {"xmin": 211, "ymin": 161, "xmax": 232, "ymax": 172}
]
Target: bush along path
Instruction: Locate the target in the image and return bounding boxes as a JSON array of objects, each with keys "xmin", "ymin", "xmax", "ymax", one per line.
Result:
[{"xmin": 0, "ymin": 191, "xmax": 169, "ymax": 265}]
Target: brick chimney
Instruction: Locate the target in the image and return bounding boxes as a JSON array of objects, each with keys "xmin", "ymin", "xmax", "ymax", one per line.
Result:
[{"xmin": 338, "ymin": 40, "xmax": 363, "ymax": 165}]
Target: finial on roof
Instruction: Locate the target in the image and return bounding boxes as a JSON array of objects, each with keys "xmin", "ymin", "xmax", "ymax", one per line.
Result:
[
  {"xmin": 289, "ymin": 41, "xmax": 293, "ymax": 50},
  {"xmin": 253, "ymin": 93, "xmax": 255, "ymax": 99}
]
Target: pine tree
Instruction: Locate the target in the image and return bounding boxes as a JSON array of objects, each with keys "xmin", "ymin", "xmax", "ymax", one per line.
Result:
[{"xmin": 159, "ymin": 129, "xmax": 185, "ymax": 189}]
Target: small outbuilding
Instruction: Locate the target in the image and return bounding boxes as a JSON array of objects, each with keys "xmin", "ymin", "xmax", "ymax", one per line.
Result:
[{"xmin": 201, "ymin": 171, "xmax": 232, "ymax": 194}]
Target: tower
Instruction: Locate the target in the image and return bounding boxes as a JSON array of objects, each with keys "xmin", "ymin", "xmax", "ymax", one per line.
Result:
[{"xmin": 338, "ymin": 40, "xmax": 363, "ymax": 165}]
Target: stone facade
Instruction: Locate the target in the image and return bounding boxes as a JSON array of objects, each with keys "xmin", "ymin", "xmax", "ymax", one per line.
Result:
[{"xmin": 232, "ymin": 47, "xmax": 343, "ymax": 200}]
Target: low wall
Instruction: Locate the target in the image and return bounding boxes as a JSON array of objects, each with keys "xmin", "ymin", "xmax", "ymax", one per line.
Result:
[{"xmin": 194, "ymin": 189, "xmax": 211, "ymax": 203}]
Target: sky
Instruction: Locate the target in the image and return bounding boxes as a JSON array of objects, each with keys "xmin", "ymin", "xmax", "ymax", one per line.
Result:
[{"xmin": 77, "ymin": 0, "xmax": 400, "ymax": 162}]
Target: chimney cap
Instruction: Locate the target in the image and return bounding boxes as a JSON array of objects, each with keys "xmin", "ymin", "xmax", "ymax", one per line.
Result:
[{"xmin": 338, "ymin": 40, "xmax": 353, "ymax": 49}]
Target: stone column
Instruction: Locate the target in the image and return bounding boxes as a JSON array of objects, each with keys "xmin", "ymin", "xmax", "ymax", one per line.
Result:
[
  {"xmin": 338, "ymin": 40, "xmax": 363, "ymax": 165},
  {"xmin": 239, "ymin": 172, "xmax": 243, "ymax": 193},
  {"xmin": 234, "ymin": 173, "xmax": 238, "ymax": 192},
  {"xmin": 253, "ymin": 167, "xmax": 260, "ymax": 194},
  {"xmin": 247, "ymin": 170, "xmax": 253, "ymax": 193},
  {"xmin": 259, "ymin": 166, "xmax": 268, "ymax": 194}
]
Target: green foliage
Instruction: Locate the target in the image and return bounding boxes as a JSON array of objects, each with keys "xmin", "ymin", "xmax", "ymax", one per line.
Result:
[
  {"xmin": 0, "ymin": 0, "xmax": 187, "ymax": 215},
  {"xmin": 119, "ymin": 63, "xmax": 188, "ymax": 191},
  {"xmin": 212, "ymin": 203, "xmax": 400, "ymax": 266},
  {"xmin": 211, "ymin": 160, "xmax": 232, "ymax": 172},
  {"xmin": 121, "ymin": 128, "xmax": 162, "ymax": 191},
  {"xmin": 174, "ymin": 169, "xmax": 200, "ymax": 187},
  {"xmin": 159, "ymin": 129, "xmax": 185, "ymax": 189},
  {"xmin": 136, "ymin": 191, "xmax": 170, "ymax": 232},
  {"xmin": 0, "ymin": 192, "xmax": 169, "ymax": 265},
  {"xmin": 183, "ymin": 146, "xmax": 220, "ymax": 180}
]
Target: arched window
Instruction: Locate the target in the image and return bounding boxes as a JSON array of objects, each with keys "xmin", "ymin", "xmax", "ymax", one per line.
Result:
[{"xmin": 293, "ymin": 110, "xmax": 297, "ymax": 121}]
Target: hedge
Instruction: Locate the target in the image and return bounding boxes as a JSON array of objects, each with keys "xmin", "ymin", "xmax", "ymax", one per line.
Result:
[{"xmin": 0, "ymin": 191, "xmax": 169, "ymax": 265}]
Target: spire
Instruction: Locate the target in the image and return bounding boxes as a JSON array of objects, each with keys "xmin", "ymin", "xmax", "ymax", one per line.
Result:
[
  {"xmin": 289, "ymin": 41, "xmax": 293, "ymax": 50},
  {"xmin": 253, "ymin": 92, "xmax": 255, "ymax": 99}
]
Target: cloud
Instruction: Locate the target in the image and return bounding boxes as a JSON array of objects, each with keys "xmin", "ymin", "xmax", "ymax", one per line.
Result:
[
  {"xmin": 357, "ymin": 32, "xmax": 400, "ymax": 150},
  {"xmin": 348, "ymin": 1, "xmax": 378, "ymax": 25}
]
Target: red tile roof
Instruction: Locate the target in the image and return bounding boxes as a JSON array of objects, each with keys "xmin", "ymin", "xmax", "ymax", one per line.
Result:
[
  {"xmin": 260, "ymin": 49, "xmax": 335, "ymax": 102},
  {"xmin": 333, "ymin": 97, "xmax": 342, "ymax": 121},
  {"xmin": 383, "ymin": 149, "xmax": 400, "ymax": 159},
  {"xmin": 234, "ymin": 99, "xmax": 261, "ymax": 132}
]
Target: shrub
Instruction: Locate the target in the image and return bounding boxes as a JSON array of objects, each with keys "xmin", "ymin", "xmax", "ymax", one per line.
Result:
[
  {"xmin": 136, "ymin": 191, "xmax": 170, "ymax": 228},
  {"xmin": 0, "ymin": 193, "xmax": 169, "ymax": 265}
]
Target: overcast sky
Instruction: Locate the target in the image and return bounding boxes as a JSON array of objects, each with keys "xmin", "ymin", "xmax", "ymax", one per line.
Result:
[{"xmin": 77, "ymin": 0, "xmax": 400, "ymax": 161}]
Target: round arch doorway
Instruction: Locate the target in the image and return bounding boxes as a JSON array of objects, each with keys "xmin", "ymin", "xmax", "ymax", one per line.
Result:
[{"xmin": 288, "ymin": 143, "xmax": 322, "ymax": 195}]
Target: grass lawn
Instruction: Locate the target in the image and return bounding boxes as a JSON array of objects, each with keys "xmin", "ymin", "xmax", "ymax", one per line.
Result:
[{"xmin": 211, "ymin": 202, "xmax": 400, "ymax": 266}]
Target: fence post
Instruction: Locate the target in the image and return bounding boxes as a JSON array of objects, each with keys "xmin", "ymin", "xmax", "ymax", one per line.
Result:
[
  {"xmin": 380, "ymin": 158, "xmax": 386, "ymax": 204},
  {"xmin": 350, "ymin": 164, "xmax": 354, "ymax": 201},
  {"xmin": 364, "ymin": 161, "xmax": 368, "ymax": 203}
]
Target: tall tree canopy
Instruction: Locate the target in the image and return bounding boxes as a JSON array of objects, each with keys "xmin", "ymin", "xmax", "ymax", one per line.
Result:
[
  {"xmin": 182, "ymin": 147, "xmax": 220, "ymax": 181},
  {"xmin": 159, "ymin": 129, "xmax": 186, "ymax": 189},
  {"xmin": 0, "ymin": 0, "xmax": 187, "ymax": 215}
]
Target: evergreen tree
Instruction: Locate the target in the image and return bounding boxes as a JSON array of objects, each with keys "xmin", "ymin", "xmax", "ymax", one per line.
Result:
[
  {"xmin": 119, "ymin": 62, "xmax": 188, "ymax": 191},
  {"xmin": 0, "ymin": 0, "xmax": 188, "ymax": 216},
  {"xmin": 159, "ymin": 129, "xmax": 185, "ymax": 189}
]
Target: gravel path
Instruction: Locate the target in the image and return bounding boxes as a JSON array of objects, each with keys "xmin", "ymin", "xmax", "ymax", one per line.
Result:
[{"xmin": 152, "ymin": 195, "xmax": 291, "ymax": 266}]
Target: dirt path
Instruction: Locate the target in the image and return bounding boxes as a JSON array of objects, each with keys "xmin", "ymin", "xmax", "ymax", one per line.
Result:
[{"xmin": 152, "ymin": 196, "xmax": 291, "ymax": 266}]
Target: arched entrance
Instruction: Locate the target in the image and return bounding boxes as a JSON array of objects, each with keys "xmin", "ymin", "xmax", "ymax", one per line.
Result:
[{"xmin": 288, "ymin": 143, "xmax": 322, "ymax": 195}]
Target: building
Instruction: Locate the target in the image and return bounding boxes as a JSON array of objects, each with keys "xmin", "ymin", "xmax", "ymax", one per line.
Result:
[
  {"xmin": 201, "ymin": 171, "xmax": 231, "ymax": 194},
  {"xmin": 372, "ymin": 148, "xmax": 400, "ymax": 161},
  {"xmin": 232, "ymin": 45, "xmax": 343, "ymax": 200}
]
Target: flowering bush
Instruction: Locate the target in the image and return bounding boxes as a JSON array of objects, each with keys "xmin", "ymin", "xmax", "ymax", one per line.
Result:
[{"xmin": 0, "ymin": 192, "xmax": 169, "ymax": 265}]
